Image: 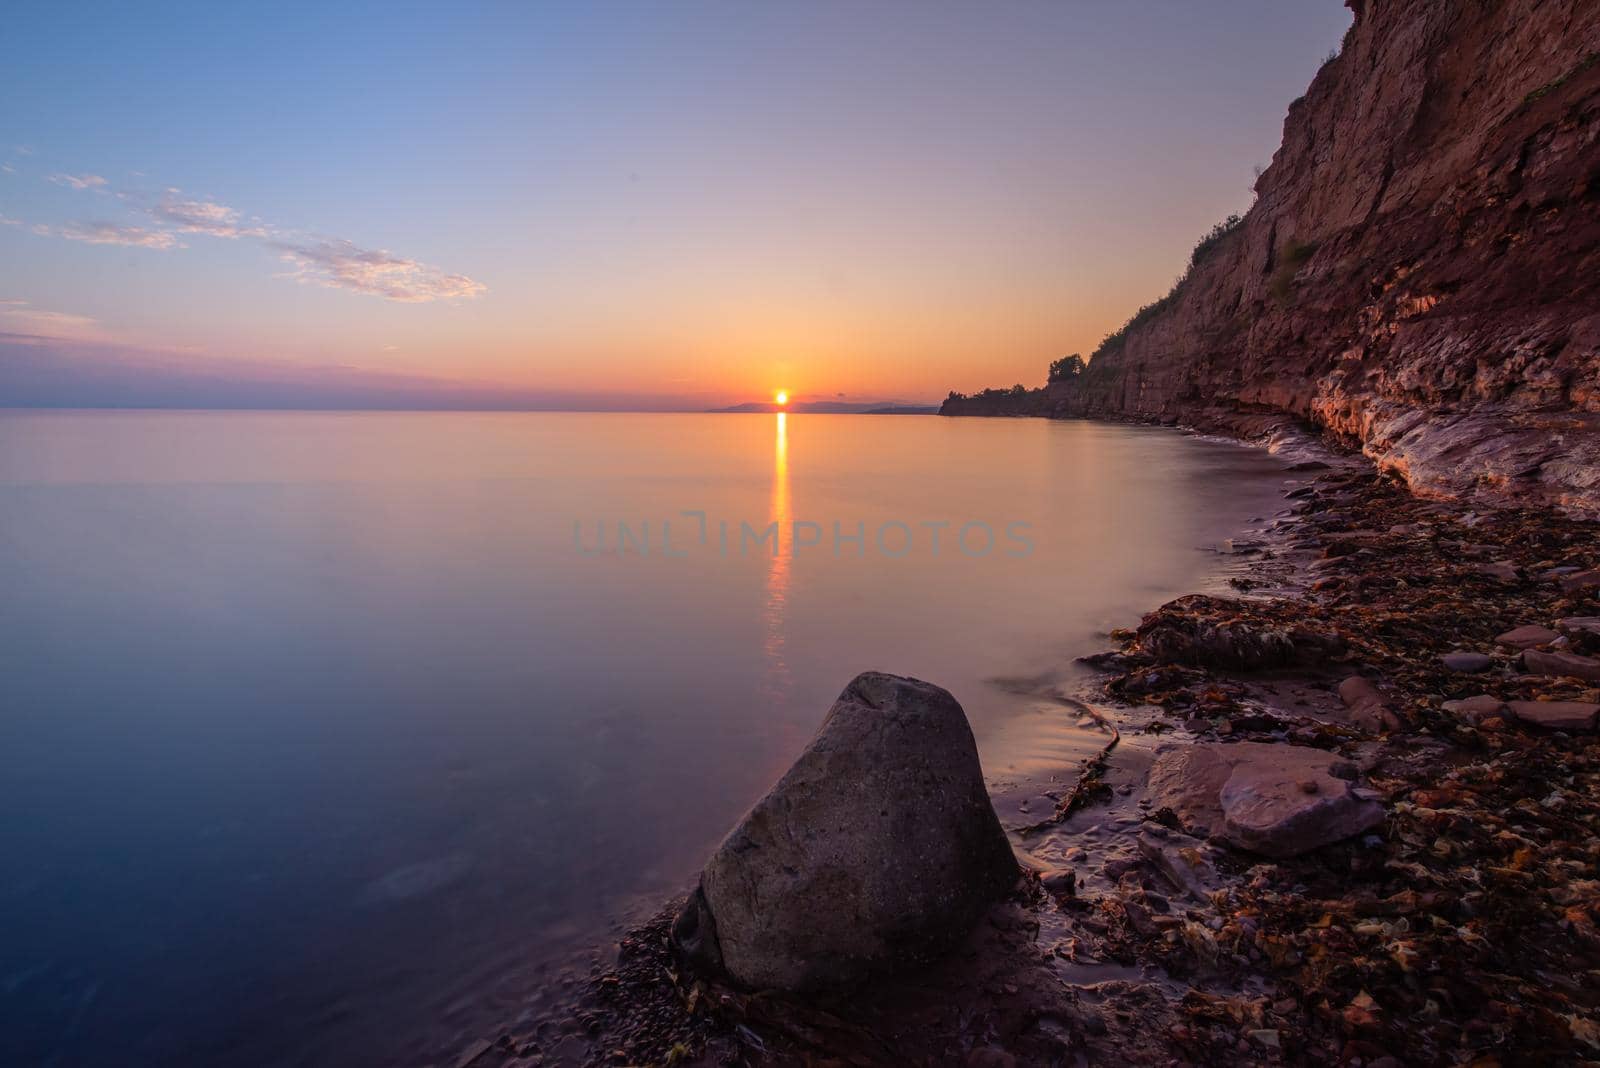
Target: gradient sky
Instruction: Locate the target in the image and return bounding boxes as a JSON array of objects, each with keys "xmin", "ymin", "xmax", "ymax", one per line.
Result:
[{"xmin": 1, "ymin": 1, "xmax": 1351, "ymax": 408}]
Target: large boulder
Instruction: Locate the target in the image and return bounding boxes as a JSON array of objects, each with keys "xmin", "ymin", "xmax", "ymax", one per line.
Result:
[
  {"xmin": 1146, "ymin": 742, "xmax": 1385, "ymax": 858},
  {"xmin": 673, "ymin": 672, "xmax": 1017, "ymax": 992}
]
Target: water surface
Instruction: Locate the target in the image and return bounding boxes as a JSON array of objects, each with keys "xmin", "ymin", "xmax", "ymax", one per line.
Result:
[{"xmin": 0, "ymin": 411, "xmax": 1290, "ymax": 1065}]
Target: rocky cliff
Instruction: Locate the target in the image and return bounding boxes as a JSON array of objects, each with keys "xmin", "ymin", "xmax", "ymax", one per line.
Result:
[{"xmin": 944, "ymin": 0, "xmax": 1600, "ymax": 515}]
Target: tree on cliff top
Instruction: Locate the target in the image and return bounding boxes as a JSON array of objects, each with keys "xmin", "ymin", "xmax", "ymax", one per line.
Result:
[{"xmin": 1048, "ymin": 354, "xmax": 1086, "ymax": 382}]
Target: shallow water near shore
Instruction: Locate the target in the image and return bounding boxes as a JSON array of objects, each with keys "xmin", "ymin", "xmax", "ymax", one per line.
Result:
[{"xmin": 0, "ymin": 410, "xmax": 1292, "ymax": 1066}]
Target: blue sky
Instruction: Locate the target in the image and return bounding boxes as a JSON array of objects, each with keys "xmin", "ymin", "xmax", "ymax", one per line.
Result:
[{"xmin": 1, "ymin": 1, "xmax": 1352, "ymax": 407}]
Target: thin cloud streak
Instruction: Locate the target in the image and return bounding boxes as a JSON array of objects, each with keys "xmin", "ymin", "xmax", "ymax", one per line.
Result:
[
  {"xmin": 0, "ymin": 299, "xmax": 103, "ymax": 341},
  {"xmin": 49, "ymin": 173, "xmax": 108, "ymax": 190},
  {"xmin": 273, "ymin": 238, "xmax": 488, "ymax": 303},
  {"xmin": 54, "ymin": 221, "xmax": 179, "ymax": 249}
]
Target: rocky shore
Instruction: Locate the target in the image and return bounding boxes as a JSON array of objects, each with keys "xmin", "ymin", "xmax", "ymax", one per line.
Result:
[{"xmin": 446, "ymin": 443, "xmax": 1600, "ymax": 1067}]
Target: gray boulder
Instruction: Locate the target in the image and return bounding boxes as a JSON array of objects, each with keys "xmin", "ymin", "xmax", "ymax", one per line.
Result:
[{"xmin": 674, "ymin": 672, "xmax": 1018, "ymax": 992}]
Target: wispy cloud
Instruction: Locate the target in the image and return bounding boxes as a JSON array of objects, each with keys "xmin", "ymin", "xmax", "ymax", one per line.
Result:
[
  {"xmin": 273, "ymin": 239, "xmax": 488, "ymax": 303},
  {"xmin": 49, "ymin": 173, "xmax": 108, "ymax": 191},
  {"xmin": 150, "ymin": 190, "xmax": 267, "ymax": 238},
  {"xmin": 8, "ymin": 160, "xmax": 485, "ymax": 305},
  {"xmin": 1, "ymin": 163, "xmax": 15, "ymax": 175},
  {"xmin": 0, "ymin": 299, "xmax": 102, "ymax": 340},
  {"xmin": 56, "ymin": 222, "xmax": 180, "ymax": 249}
]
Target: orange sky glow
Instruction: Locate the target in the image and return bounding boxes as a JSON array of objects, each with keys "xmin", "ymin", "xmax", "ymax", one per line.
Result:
[{"xmin": 0, "ymin": 3, "xmax": 1352, "ymax": 409}]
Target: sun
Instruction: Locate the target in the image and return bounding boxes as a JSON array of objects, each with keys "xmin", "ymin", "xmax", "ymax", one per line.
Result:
[{"xmin": 774, "ymin": 390, "xmax": 789, "ymax": 406}]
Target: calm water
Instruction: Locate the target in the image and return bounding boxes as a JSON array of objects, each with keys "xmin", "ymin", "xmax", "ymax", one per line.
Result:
[{"xmin": 0, "ymin": 411, "xmax": 1290, "ymax": 1065}]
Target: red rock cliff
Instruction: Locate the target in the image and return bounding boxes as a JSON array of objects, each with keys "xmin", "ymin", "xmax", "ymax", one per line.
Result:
[{"xmin": 946, "ymin": 0, "xmax": 1600, "ymax": 514}]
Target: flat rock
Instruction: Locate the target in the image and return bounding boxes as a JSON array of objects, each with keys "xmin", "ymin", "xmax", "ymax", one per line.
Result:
[
  {"xmin": 1522, "ymin": 649, "xmax": 1600, "ymax": 683},
  {"xmin": 1442, "ymin": 695, "xmax": 1506, "ymax": 722},
  {"xmin": 1560, "ymin": 569, "xmax": 1600, "ymax": 593},
  {"xmin": 675, "ymin": 672, "xmax": 1017, "ymax": 992},
  {"xmin": 1558, "ymin": 616, "xmax": 1600, "ymax": 637},
  {"xmin": 1440, "ymin": 651, "xmax": 1494, "ymax": 673},
  {"xmin": 1495, "ymin": 625, "xmax": 1559, "ymax": 649},
  {"xmin": 1146, "ymin": 742, "xmax": 1383, "ymax": 858},
  {"xmin": 1507, "ymin": 701, "xmax": 1600, "ymax": 731}
]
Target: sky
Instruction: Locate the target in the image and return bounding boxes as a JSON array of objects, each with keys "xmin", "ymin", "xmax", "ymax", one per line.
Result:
[{"xmin": 0, "ymin": 1, "xmax": 1352, "ymax": 409}]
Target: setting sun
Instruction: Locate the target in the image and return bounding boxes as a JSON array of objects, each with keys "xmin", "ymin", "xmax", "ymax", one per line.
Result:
[{"xmin": 774, "ymin": 390, "xmax": 788, "ymax": 406}]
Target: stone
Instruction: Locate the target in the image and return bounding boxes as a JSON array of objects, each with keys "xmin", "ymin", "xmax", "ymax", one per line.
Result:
[
  {"xmin": 1040, "ymin": 868, "xmax": 1076, "ymax": 897},
  {"xmin": 1560, "ymin": 569, "xmax": 1600, "ymax": 593},
  {"xmin": 1440, "ymin": 651, "xmax": 1494, "ymax": 673},
  {"xmin": 1558, "ymin": 616, "xmax": 1600, "ymax": 637},
  {"xmin": 674, "ymin": 672, "xmax": 1017, "ymax": 992},
  {"xmin": 1337, "ymin": 675, "xmax": 1400, "ymax": 732},
  {"xmin": 1477, "ymin": 561, "xmax": 1520, "ymax": 582},
  {"xmin": 1522, "ymin": 649, "xmax": 1600, "ymax": 683},
  {"xmin": 1507, "ymin": 701, "xmax": 1600, "ymax": 732},
  {"xmin": 1495, "ymin": 625, "xmax": 1559, "ymax": 649},
  {"xmin": 1146, "ymin": 742, "xmax": 1384, "ymax": 859},
  {"xmin": 1442, "ymin": 695, "xmax": 1506, "ymax": 722}
]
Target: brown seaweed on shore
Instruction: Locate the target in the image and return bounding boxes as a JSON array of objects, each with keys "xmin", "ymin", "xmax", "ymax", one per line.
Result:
[{"xmin": 1073, "ymin": 469, "xmax": 1600, "ymax": 1065}]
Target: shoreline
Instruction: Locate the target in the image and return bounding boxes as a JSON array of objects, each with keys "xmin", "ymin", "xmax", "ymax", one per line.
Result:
[{"xmin": 452, "ymin": 427, "xmax": 1600, "ymax": 1066}]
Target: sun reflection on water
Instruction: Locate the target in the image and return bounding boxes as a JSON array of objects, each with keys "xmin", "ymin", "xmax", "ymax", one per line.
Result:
[{"xmin": 761, "ymin": 411, "xmax": 791, "ymax": 702}]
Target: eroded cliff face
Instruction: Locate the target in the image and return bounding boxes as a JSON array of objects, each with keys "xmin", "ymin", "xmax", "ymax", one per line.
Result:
[{"xmin": 947, "ymin": 0, "xmax": 1600, "ymax": 514}]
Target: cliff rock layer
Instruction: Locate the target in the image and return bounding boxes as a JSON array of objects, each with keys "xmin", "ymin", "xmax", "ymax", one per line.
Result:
[{"xmin": 945, "ymin": 0, "xmax": 1600, "ymax": 515}]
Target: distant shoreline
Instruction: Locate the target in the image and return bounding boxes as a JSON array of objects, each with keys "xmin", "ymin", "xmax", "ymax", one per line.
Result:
[{"xmin": 0, "ymin": 405, "xmax": 939, "ymax": 415}]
